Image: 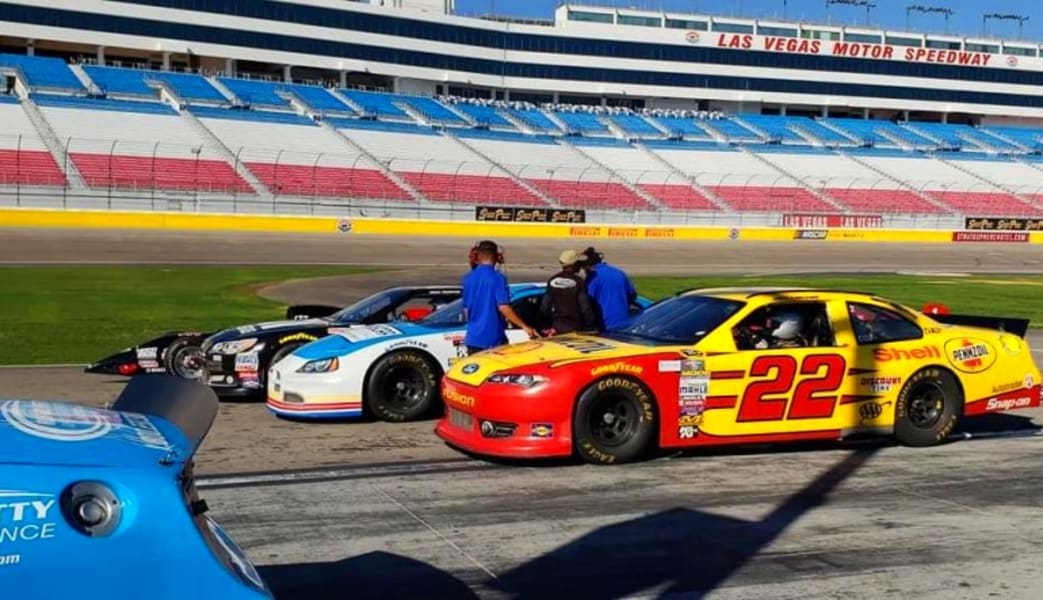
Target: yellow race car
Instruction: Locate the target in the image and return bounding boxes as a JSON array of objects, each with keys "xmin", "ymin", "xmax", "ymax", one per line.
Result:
[{"xmin": 435, "ymin": 288, "xmax": 1041, "ymax": 464}]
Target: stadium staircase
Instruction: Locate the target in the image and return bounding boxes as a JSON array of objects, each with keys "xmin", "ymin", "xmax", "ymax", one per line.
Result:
[
  {"xmin": 786, "ymin": 123, "xmax": 829, "ymax": 147},
  {"xmin": 739, "ymin": 147, "xmax": 849, "ymax": 212},
  {"xmin": 598, "ymin": 116, "xmax": 629, "ymax": 139},
  {"xmin": 320, "ymin": 121, "xmax": 427, "ymax": 203},
  {"xmin": 634, "ymin": 142, "xmax": 731, "ymax": 211},
  {"xmin": 900, "ymin": 124, "xmax": 944, "ymax": 148},
  {"xmin": 206, "ymin": 78, "xmax": 240, "ymax": 104},
  {"xmin": 543, "ymin": 111, "xmax": 571, "ymax": 134},
  {"xmin": 835, "ymin": 149, "xmax": 951, "ymax": 213},
  {"xmin": 67, "ymin": 64, "xmax": 104, "ymax": 96},
  {"xmin": 177, "ymin": 108, "xmax": 272, "ymax": 198},
  {"xmin": 730, "ymin": 116, "xmax": 771, "ymax": 142},
  {"xmin": 562, "ymin": 139, "xmax": 663, "ymax": 210},
  {"xmin": 814, "ymin": 120, "xmax": 861, "ymax": 145},
  {"xmin": 328, "ymin": 90, "xmax": 365, "ymax": 114},
  {"xmin": 18, "ymin": 97, "xmax": 86, "ymax": 189},
  {"xmin": 497, "ymin": 110, "xmax": 535, "ymax": 134},
  {"xmin": 394, "ymin": 102, "xmax": 430, "ymax": 126},
  {"xmin": 441, "ymin": 130, "xmax": 555, "ymax": 206},
  {"xmin": 981, "ymin": 129, "xmax": 1032, "ymax": 153}
]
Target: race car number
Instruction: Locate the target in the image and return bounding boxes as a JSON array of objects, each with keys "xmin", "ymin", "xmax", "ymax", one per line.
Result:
[{"xmin": 737, "ymin": 354, "xmax": 847, "ymax": 422}]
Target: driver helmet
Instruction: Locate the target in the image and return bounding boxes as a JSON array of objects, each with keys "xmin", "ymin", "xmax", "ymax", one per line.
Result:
[{"xmin": 770, "ymin": 311, "xmax": 803, "ymax": 341}]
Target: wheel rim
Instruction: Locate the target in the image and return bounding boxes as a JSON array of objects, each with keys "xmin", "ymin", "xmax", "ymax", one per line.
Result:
[
  {"xmin": 382, "ymin": 365, "xmax": 427, "ymax": 409},
  {"xmin": 172, "ymin": 347, "xmax": 205, "ymax": 380},
  {"xmin": 588, "ymin": 393, "xmax": 639, "ymax": 448},
  {"xmin": 907, "ymin": 381, "xmax": 945, "ymax": 430}
]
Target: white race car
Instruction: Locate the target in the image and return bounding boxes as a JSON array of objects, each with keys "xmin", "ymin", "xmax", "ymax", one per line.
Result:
[{"xmin": 266, "ymin": 284, "xmax": 546, "ymax": 422}]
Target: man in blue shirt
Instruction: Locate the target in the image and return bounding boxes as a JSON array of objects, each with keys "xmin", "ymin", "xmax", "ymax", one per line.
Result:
[
  {"xmin": 463, "ymin": 240, "xmax": 536, "ymax": 354},
  {"xmin": 582, "ymin": 246, "xmax": 638, "ymax": 331}
]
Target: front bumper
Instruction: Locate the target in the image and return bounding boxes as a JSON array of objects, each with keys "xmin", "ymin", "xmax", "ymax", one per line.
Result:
[
  {"xmin": 205, "ymin": 353, "xmax": 264, "ymax": 397},
  {"xmin": 433, "ymin": 378, "xmax": 573, "ymax": 459},
  {"xmin": 265, "ymin": 365, "xmax": 363, "ymax": 420}
]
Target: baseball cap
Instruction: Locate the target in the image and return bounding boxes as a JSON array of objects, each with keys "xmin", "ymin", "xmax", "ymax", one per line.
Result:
[{"xmin": 559, "ymin": 249, "xmax": 585, "ymax": 265}]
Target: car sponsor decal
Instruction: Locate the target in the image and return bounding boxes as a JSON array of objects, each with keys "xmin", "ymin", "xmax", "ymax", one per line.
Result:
[
  {"xmin": 135, "ymin": 347, "xmax": 158, "ymax": 360},
  {"xmin": 0, "ymin": 401, "xmax": 172, "ymax": 450},
  {"xmin": 737, "ymin": 354, "xmax": 847, "ymax": 422},
  {"xmin": 330, "ymin": 325, "xmax": 401, "ymax": 342},
  {"xmin": 873, "ymin": 345, "xmax": 941, "ymax": 361},
  {"xmin": 531, "ymin": 423, "xmax": 554, "ymax": 438},
  {"xmin": 859, "ymin": 376, "xmax": 900, "ymax": 393},
  {"xmin": 461, "ymin": 363, "xmax": 480, "ymax": 374},
  {"xmin": 387, "ymin": 339, "xmax": 429, "ymax": 350},
  {"xmin": 590, "ymin": 361, "xmax": 643, "ymax": 376},
  {"xmin": 943, "ymin": 338, "xmax": 996, "ymax": 374},
  {"xmin": 444, "ymin": 388, "xmax": 476, "ymax": 409},
  {"xmin": 658, "ymin": 360, "xmax": 681, "ymax": 373},
  {"xmin": 0, "ymin": 490, "xmax": 58, "ymax": 557},
  {"xmin": 278, "ymin": 333, "xmax": 318, "ymax": 345},
  {"xmin": 551, "ymin": 338, "xmax": 616, "ymax": 354},
  {"xmin": 234, "ymin": 353, "xmax": 259, "ymax": 373}
]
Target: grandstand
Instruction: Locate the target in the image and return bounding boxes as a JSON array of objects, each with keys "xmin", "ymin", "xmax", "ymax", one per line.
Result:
[{"xmin": 0, "ymin": 0, "xmax": 1041, "ymax": 221}]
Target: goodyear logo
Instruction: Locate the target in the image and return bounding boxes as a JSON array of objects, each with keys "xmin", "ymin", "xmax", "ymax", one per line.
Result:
[
  {"xmin": 590, "ymin": 362, "xmax": 643, "ymax": 377},
  {"xmin": 444, "ymin": 389, "xmax": 476, "ymax": 408},
  {"xmin": 279, "ymin": 333, "xmax": 318, "ymax": 345}
]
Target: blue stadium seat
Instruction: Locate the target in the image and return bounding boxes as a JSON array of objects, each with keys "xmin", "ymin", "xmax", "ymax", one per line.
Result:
[
  {"xmin": 82, "ymin": 66, "xmax": 154, "ymax": 97},
  {"xmin": 0, "ymin": 54, "xmax": 82, "ymax": 92},
  {"xmin": 507, "ymin": 108, "xmax": 561, "ymax": 133},
  {"xmin": 217, "ymin": 78, "xmax": 289, "ymax": 107},
  {"xmin": 704, "ymin": 118, "xmax": 762, "ymax": 142},
  {"xmin": 339, "ymin": 90, "xmax": 408, "ymax": 118},
  {"xmin": 654, "ymin": 117, "xmax": 712, "ymax": 139},
  {"xmin": 146, "ymin": 71, "xmax": 227, "ymax": 103},
  {"xmin": 31, "ymin": 94, "xmax": 175, "ymax": 115},
  {"xmin": 290, "ymin": 86, "xmax": 354, "ymax": 114},
  {"xmin": 454, "ymin": 128, "xmax": 554, "ymax": 143},
  {"xmin": 554, "ymin": 111, "xmax": 608, "ymax": 135},
  {"xmin": 453, "ymin": 104, "xmax": 514, "ymax": 129},
  {"xmin": 608, "ymin": 114, "xmax": 661, "ymax": 137},
  {"xmin": 190, "ymin": 105, "xmax": 313, "ymax": 125},
  {"xmin": 399, "ymin": 96, "xmax": 466, "ymax": 124},
  {"xmin": 736, "ymin": 114, "xmax": 808, "ymax": 144},
  {"xmin": 327, "ymin": 117, "xmax": 436, "ymax": 135}
]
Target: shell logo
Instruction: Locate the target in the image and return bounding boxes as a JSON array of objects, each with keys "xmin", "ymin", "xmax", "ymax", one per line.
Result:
[
  {"xmin": 686, "ymin": 31, "xmax": 700, "ymax": 43},
  {"xmin": 1007, "ymin": 55, "xmax": 1018, "ymax": 67},
  {"xmin": 944, "ymin": 337, "xmax": 996, "ymax": 374}
]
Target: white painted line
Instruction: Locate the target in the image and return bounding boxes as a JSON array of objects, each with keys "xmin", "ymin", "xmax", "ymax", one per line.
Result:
[
  {"xmin": 0, "ymin": 363, "xmax": 85, "ymax": 369},
  {"xmin": 0, "ymin": 260, "xmax": 447, "ymax": 266},
  {"xmin": 197, "ymin": 459, "xmax": 489, "ymax": 489},
  {"xmin": 954, "ymin": 429, "xmax": 1043, "ymax": 442},
  {"xmin": 373, "ymin": 483, "xmax": 498, "ymax": 580}
]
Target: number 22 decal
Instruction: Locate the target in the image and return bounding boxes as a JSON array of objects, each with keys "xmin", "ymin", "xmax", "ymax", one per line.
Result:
[{"xmin": 736, "ymin": 354, "xmax": 847, "ymax": 422}]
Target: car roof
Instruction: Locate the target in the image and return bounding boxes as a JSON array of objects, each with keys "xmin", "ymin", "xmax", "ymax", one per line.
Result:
[{"xmin": 679, "ymin": 287, "xmax": 886, "ymax": 302}]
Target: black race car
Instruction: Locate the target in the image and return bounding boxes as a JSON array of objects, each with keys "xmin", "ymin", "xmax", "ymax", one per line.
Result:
[
  {"xmin": 85, "ymin": 286, "xmax": 462, "ymax": 391},
  {"xmin": 201, "ymin": 285, "xmax": 461, "ymax": 397}
]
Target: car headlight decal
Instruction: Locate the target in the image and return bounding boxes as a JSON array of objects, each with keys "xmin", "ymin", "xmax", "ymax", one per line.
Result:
[
  {"xmin": 211, "ymin": 338, "xmax": 259, "ymax": 355},
  {"xmin": 297, "ymin": 357, "xmax": 340, "ymax": 373},
  {"xmin": 485, "ymin": 373, "xmax": 547, "ymax": 387}
]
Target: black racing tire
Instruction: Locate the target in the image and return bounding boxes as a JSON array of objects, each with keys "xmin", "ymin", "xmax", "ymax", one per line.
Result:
[
  {"xmin": 894, "ymin": 367, "xmax": 963, "ymax": 447},
  {"xmin": 364, "ymin": 351, "xmax": 440, "ymax": 422},
  {"xmin": 573, "ymin": 377, "xmax": 657, "ymax": 465},
  {"xmin": 165, "ymin": 338, "xmax": 205, "ymax": 381}
]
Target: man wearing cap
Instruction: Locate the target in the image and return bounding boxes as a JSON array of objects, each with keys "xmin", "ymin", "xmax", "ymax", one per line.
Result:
[
  {"xmin": 582, "ymin": 246, "xmax": 638, "ymax": 331},
  {"xmin": 540, "ymin": 250, "xmax": 597, "ymax": 335},
  {"xmin": 463, "ymin": 240, "xmax": 537, "ymax": 354}
]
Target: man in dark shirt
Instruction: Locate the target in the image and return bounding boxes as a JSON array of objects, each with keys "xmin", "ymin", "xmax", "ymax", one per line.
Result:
[
  {"xmin": 540, "ymin": 250, "xmax": 597, "ymax": 335},
  {"xmin": 462, "ymin": 240, "xmax": 536, "ymax": 354},
  {"xmin": 582, "ymin": 246, "xmax": 638, "ymax": 331}
]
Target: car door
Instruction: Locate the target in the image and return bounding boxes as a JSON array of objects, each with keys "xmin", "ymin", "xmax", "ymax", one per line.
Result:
[
  {"xmin": 704, "ymin": 300, "xmax": 858, "ymax": 439},
  {"xmin": 504, "ymin": 292, "xmax": 550, "ymax": 343}
]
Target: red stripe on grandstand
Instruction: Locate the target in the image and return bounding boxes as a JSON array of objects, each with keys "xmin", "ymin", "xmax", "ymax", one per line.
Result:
[
  {"xmin": 638, "ymin": 184, "xmax": 719, "ymax": 210},
  {"xmin": 245, "ymin": 163, "xmax": 412, "ymax": 200},
  {"xmin": 399, "ymin": 172, "xmax": 547, "ymax": 206},
  {"xmin": 825, "ymin": 189, "xmax": 944, "ymax": 214},
  {"xmin": 707, "ymin": 186, "xmax": 836, "ymax": 213},
  {"xmin": 928, "ymin": 191, "xmax": 1039, "ymax": 216},
  {"xmin": 71, "ymin": 153, "xmax": 252, "ymax": 192},
  {"xmin": 525, "ymin": 178, "xmax": 654, "ymax": 210},
  {"xmin": 0, "ymin": 149, "xmax": 66, "ymax": 186}
]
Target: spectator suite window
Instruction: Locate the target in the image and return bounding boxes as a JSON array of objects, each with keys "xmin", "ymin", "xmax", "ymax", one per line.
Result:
[
  {"xmin": 713, "ymin": 22, "xmax": 755, "ymax": 34},
  {"xmin": 1004, "ymin": 46, "xmax": 1038, "ymax": 57},
  {"xmin": 618, "ymin": 15, "xmax": 662, "ymax": 28},
  {"xmin": 802, "ymin": 29, "xmax": 841, "ymax": 41},
  {"xmin": 759, "ymin": 26, "xmax": 798, "ymax": 38},
  {"xmin": 925, "ymin": 39, "xmax": 961, "ymax": 50},
  {"xmin": 567, "ymin": 11, "xmax": 613, "ymax": 24},
  {"xmin": 845, "ymin": 32, "xmax": 882, "ymax": 44},
  {"xmin": 665, "ymin": 18, "xmax": 708, "ymax": 31},
  {"xmin": 965, "ymin": 43, "xmax": 999, "ymax": 54},
  {"xmin": 885, "ymin": 36, "xmax": 921, "ymax": 48}
]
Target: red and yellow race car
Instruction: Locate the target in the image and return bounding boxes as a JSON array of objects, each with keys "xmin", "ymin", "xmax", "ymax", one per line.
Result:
[{"xmin": 435, "ymin": 288, "xmax": 1041, "ymax": 464}]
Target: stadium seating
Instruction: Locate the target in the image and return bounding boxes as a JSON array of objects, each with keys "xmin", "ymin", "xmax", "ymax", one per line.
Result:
[
  {"xmin": 0, "ymin": 54, "xmax": 82, "ymax": 92},
  {"xmin": 146, "ymin": 71, "xmax": 227, "ymax": 103},
  {"xmin": 980, "ymin": 126, "xmax": 1042, "ymax": 151},
  {"xmin": 190, "ymin": 105, "xmax": 312, "ymax": 126},
  {"xmin": 398, "ymin": 96, "xmax": 467, "ymax": 124},
  {"xmin": 339, "ymin": 90, "xmax": 409, "ymax": 119},
  {"xmin": 338, "ymin": 121, "xmax": 544, "ymax": 206},
  {"xmin": 0, "ymin": 99, "xmax": 65, "ymax": 185},
  {"xmin": 82, "ymin": 66, "xmax": 156, "ymax": 97},
  {"xmin": 736, "ymin": 115, "xmax": 808, "ymax": 144},
  {"xmin": 200, "ymin": 113, "xmax": 408, "ymax": 200},
  {"xmin": 505, "ymin": 108, "xmax": 562, "ymax": 134},
  {"xmin": 289, "ymin": 86, "xmax": 354, "ymax": 114},
  {"xmin": 608, "ymin": 114, "xmax": 662, "ymax": 138},
  {"xmin": 700, "ymin": 118, "xmax": 762, "ymax": 142},
  {"xmin": 654, "ymin": 117, "xmax": 715, "ymax": 140},
  {"xmin": 39, "ymin": 98, "xmax": 248, "ymax": 192},
  {"xmin": 554, "ymin": 111, "xmax": 609, "ymax": 135},
  {"xmin": 451, "ymin": 103, "xmax": 515, "ymax": 129},
  {"xmin": 217, "ymin": 78, "xmax": 290, "ymax": 108}
]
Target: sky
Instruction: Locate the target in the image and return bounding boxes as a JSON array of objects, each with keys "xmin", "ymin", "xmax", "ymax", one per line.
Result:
[{"xmin": 454, "ymin": 1, "xmax": 1043, "ymax": 41}]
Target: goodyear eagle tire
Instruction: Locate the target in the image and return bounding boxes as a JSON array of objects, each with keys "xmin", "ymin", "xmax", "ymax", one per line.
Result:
[
  {"xmin": 365, "ymin": 351, "xmax": 439, "ymax": 422},
  {"xmin": 165, "ymin": 338, "xmax": 205, "ymax": 381},
  {"xmin": 894, "ymin": 367, "xmax": 963, "ymax": 447},
  {"xmin": 573, "ymin": 377, "xmax": 657, "ymax": 465}
]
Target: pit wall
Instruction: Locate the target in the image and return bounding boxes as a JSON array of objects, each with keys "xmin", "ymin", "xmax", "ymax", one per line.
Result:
[{"xmin": 0, "ymin": 208, "xmax": 1039, "ymax": 244}]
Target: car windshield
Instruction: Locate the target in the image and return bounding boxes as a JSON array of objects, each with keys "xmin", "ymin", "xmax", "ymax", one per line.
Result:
[
  {"xmin": 327, "ymin": 290, "xmax": 403, "ymax": 323},
  {"xmin": 417, "ymin": 298, "xmax": 467, "ymax": 327},
  {"xmin": 604, "ymin": 295, "xmax": 745, "ymax": 345}
]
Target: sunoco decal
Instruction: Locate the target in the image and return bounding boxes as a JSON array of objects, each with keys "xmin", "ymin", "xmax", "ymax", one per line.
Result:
[{"xmin": 944, "ymin": 338, "xmax": 996, "ymax": 374}]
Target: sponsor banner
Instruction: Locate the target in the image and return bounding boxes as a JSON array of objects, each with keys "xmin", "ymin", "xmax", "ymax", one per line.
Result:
[
  {"xmin": 782, "ymin": 214, "xmax": 883, "ymax": 229},
  {"xmin": 952, "ymin": 231, "xmax": 1030, "ymax": 243},
  {"xmin": 794, "ymin": 229, "xmax": 828, "ymax": 240},
  {"xmin": 474, "ymin": 206, "xmax": 586, "ymax": 223},
  {"xmin": 964, "ymin": 217, "xmax": 1043, "ymax": 231}
]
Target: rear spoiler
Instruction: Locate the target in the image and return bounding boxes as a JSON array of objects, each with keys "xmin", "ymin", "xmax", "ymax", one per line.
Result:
[
  {"xmin": 929, "ymin": 313, "xmax": 1030, "ymax": 338},
  {"xmin": 111, "ymin": 375, "xmax": 219, "ymax": 457}
]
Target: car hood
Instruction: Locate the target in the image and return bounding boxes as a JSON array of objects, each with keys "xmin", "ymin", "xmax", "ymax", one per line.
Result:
[
  {"xmin": 207, "ymin": 318, "xmax": 331, "ymax": 345},
  {"xmin": 292, "ymin": 323, "xmax": 431, "ymax": 360},
  {"xmin": 0, "ymin": 400, "xmax": 190, "ymax": 468},
  {"xmin": 447, "ymin": 334, "xmax": 650, "ymax": 386}
]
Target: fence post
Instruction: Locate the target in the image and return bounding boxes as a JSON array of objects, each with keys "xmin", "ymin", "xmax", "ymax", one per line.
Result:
[
  {"xmin": 107, "ymin": 139, "xmax": 118, "ymax": 210},
  {"xmin": 273, "ymin": 149, "xmax": 285, "ymax": 214},
  {"xmin": 151, "ymin": 141, "xmax": 160, "ymax": 211}
]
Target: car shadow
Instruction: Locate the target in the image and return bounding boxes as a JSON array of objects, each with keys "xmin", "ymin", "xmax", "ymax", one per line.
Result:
[{"xmin": 259, "ymin": 447, "xmax": 878, "ymax": 599}]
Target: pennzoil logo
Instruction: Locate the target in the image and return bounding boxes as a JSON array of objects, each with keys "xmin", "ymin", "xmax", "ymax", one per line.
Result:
[
  {"xmin": 444, "ymin": 389, "xmax": 476, "ymax": 408},
  {"xmin": 944, "ymin": 338, "xmax": 996, "ymax": 374},
  {"xmin": 590, "ymin": 362, "xmax": 643, "ymax": 377}
]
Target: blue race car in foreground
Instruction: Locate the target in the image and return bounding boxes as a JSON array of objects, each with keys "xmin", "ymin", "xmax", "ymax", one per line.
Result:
[{"xmin": 0, "ymin": 376, "xmax": 270, "ymax": 599}]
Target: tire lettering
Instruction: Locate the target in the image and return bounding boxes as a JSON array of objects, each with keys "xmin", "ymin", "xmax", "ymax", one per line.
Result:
[{"xmin": 737, "ymin": 354, "xmax": 847, "ymax": 422}]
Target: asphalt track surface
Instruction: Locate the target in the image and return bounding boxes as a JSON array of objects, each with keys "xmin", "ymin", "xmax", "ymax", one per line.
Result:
[{"xmin": 4, "ymin": 227, "xmax": 1043, "ymax": 599}]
